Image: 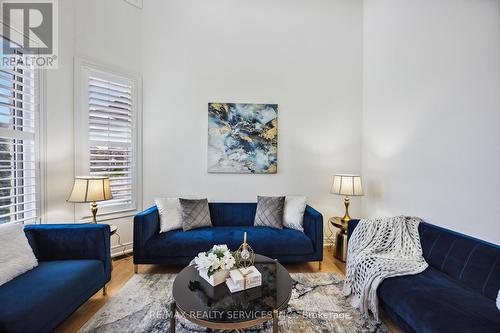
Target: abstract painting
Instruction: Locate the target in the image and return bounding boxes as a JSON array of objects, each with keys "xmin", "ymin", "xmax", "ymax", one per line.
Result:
[{"xmin": 208, "ymin": 103, "xmax": 278, "ymax": 174}]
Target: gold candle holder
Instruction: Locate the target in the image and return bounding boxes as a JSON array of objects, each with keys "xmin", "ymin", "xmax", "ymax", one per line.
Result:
[{"xmin": 236, "ymin": 231, "xmax": 255, "ymax": 269}]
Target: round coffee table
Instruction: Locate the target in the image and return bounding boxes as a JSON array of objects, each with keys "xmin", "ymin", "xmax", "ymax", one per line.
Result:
[{"xmin": 171, "ymin": 254, "xmax": 292, "ymax": 333}]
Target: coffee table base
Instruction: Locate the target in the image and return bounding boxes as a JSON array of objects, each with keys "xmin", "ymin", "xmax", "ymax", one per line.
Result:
[
  {"xmin": 170, "ymin": 302, "xmax": 176, "ymax": 333},
  {"xmin": 170, "ymin": 301, "xmax": 280, "ymax": 333}
]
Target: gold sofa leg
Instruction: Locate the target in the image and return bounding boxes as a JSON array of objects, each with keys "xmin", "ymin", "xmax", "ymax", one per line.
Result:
[
  {"xmin": 318, "ymin": 261, "xmax": 322, "ymax": 271},
  {"xmin": 134, "ymin": 264, "xmax": 139, "ymax": 274},
  {"xmin": 103, "ymin": 285, "xmax": 107, "ymax": 296}
]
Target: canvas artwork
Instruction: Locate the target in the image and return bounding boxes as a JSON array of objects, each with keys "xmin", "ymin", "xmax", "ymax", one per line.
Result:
[{"xmin": 208, "ymin": 103, "xmax": 278, "ymax": 174}]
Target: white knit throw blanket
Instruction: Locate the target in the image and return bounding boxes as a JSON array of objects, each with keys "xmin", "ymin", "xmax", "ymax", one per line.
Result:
[{"xmin": 343, "ymin": 216, "xmax": 428, "ymax": 321}]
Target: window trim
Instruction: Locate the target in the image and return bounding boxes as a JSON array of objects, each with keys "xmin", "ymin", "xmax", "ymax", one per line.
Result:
[
  {"xmin": 73, "ymin": 57, "xmax": 142, "ymax": 222},
  {"xmin": 0, "ymin": 35, "xmax": 46, "ymax": 225},
  {"xmin": 36, "ymin": 68, "xmax": 46, "ymax": 224}
]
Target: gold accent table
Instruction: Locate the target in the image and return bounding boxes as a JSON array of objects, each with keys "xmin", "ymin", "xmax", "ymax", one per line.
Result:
[{"xmin": 329, "ymin": 217, "xmax": 348, "ymax": 262}]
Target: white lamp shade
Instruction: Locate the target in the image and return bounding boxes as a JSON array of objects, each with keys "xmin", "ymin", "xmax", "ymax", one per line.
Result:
[
  {"xmin": 330, "ymin": 174, "xmax": 363, "ymax": 196},
  {"xmin": 68, "ymin": 176, "xmax": 113, "ymax": 203}
]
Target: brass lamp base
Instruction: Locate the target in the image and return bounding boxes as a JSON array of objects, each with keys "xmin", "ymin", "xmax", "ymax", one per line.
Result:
[
  {"xmin": 341, "ymin": 196, "xmax": 351, "ymax": 227},
  {"xmin": 91, "ymin": 201, "xmax": 98, "ymax": 223}
]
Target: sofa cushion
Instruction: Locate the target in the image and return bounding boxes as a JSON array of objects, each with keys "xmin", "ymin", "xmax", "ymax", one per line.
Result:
[
  {"xmin": 155, "ymin": 197, "xmax": 183, "ymax": 233},
  {"xmin": 254, "ymin": 196, "xmax": 285, "ymax": 229},
  {"xmin": 378, "ymin": 267, "xmax": 500, "ymax": 333},
  {"xmin": 179, "ymin": 198, "xmax": 212, "ymax": 231},
  {"xmin": 144, "ymin": 226, "xmax": 314, "ymax": 258},
  {"xmin": 209, "ymin": 203, "xmax": 257, "ymax": 227},
  {"xmin": 0, "ymin": 260, "xmax": 104, "ymax": 333},
  {"xmin": 0, "ymin": 223, "xmax": 38, "ymax": 286},
  {"xmin": 283, "ymin": 195, "xmax": 307, "ymax": 232},
  {"xmin": 419, "ymin": 222, "xmax": 500, "ymax": 300}
]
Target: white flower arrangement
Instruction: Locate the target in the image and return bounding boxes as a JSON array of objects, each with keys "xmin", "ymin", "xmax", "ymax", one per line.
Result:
[{"xmin": 191, "ymin": 244, "xmax": 236, "ymax": 277}]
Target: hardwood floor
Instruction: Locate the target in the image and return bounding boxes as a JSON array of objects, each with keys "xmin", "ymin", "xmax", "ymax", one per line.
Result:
[{"xmin": 55, "ymin": 247, "xmax": 402, "ymax": 333}]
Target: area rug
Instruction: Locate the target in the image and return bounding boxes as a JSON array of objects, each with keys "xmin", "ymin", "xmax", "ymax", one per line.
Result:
[{"xmin": 79, "ymin": 273, "xmax": 387, "ymax": 333}]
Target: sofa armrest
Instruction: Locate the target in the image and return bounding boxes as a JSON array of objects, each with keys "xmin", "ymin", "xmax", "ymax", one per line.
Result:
[
  {"xmin": 347, "ymin": 219, "xmax": 360, "ymax": 239},
  {"xmin": 303, "ymin": 205, "xmax": 323, "ymax": 254},
  {"xmin": 24, "ymin": 224, "xmax": 110, "ymax": 270},
  {"xmin": 133, "ymin": 206, "xmax": 160, "ymax": 261}
]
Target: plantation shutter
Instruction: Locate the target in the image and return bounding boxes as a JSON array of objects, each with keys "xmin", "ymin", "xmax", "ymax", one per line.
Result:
[
  {"xmin": 88, "ymin": 75, "xmax": 134, "ymax": 208},
  {"xmin": 0, "ymin": 49, "xmax": 39, "ymax": 224}
]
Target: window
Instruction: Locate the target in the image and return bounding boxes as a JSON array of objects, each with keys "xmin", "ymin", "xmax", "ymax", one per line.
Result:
[
  {"xmin": 75, "ymin": 59, "xmax": 141, "ymax": 218},
  {"xmin": 0, "ymin": 38, "xmax": 40, "ymax": 224}
]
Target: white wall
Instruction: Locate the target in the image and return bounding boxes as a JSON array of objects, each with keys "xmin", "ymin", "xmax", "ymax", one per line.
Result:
[
  {"xmin": 43, "ymin": 0, "xmax": 499, "ymax": 248},
  {"xmin": 140, "ymin": 0, "xmax": 364, "ymax": 234},
  {"xmin": 43, "ymin": 0, "xmax": 141, "ymax": 255},
  {"xmin": 362, "ymin": 0, "xmax": 500, "ymax": 244},
  {"xmin": 44, "ymin": 0, "xmax": 75, "ymax": 223}
]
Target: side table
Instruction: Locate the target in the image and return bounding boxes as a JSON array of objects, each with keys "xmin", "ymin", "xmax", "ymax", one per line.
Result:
[
  {"xmin": 102, "ymin": 224, "xmax": 118, "ymax": 296},
  {"xmin": 109, "ymin": 225, "xmax": 118, "ymax": 272},
  {"xmin": 329, "ymin": 217, "xmax": 348, "ymax": 262}
]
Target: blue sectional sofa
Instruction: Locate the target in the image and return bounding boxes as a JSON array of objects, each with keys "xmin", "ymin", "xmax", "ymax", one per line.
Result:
[
  {"xmin": 348, "ymin": 220, "xmax": 500, "ymax": 333},
  {"xmin": 0, "ymin": 224, "xmax": 111, "ymax": 333},
  {"xmin": 134, "ymin": 202, "xmax": 323, "ymax": 267}
]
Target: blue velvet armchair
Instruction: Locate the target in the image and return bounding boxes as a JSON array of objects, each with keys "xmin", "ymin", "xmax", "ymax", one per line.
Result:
[
  {"xmin": 0, "ymin": 224, "xmax": 111, "ymax": 333},
  {"xmin": 134, "ymin": 203, "xmax": 324, "ymax": 270}
]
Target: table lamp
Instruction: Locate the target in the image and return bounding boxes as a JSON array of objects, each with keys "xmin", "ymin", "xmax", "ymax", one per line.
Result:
[
  {"xmin": 68, "ymin": 176, "xmax": 113, "ymax": 223},
  {"xmin": 330, "ymin": 174, "xmax": 363, "ymax": 224}
]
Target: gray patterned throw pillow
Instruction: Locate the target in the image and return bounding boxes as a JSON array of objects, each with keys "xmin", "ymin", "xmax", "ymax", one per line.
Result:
[
  {"xmin": 179, "ymin": 198, "xmax": 212, "ymax": 231},
  {"xmin": 254, "ymin": 196, "xmax": 285, "ymax": 229}
]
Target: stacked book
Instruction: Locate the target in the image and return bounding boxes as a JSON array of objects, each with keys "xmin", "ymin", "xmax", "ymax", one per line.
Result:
[{"xmin": 225, "ymin": 266, "xmax": 262, "ymax": 293}]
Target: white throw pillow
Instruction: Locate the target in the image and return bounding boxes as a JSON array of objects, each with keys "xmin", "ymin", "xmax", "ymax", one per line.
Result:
[
  {"xmin": 155, "ymin": 197, "xmax": 183, "ymax": 233},
  {"xmin": 497, "ymin": 290, "xmax": 499, "ymax": 311},
  {"xmin": 283, "ymin": 196, "xmax": 307, "ymax": 232},
  {"xmin": 0, "ymin": 223, "xmax": 38, "ymax": 286}
]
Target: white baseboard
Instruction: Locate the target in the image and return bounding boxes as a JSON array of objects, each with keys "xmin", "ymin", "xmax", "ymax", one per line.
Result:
[{"xmin": 111, "ymin": 242, "xmax": 133, "ymax": 258}]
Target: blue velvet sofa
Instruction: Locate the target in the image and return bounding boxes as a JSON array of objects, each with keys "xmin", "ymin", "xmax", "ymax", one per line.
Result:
[
  {"xmin": 134, "ymin": 203, "xmax": 323, "ymax": 268},
  {"xmin": 348, "ymin": 220, "xmax": 500, "ymax": 333},
  {"xmin": 0, "ymin": 224, "xmax": 111, "ymax": 333}
]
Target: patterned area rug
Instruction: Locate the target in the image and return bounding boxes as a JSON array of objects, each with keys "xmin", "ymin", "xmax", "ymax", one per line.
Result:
[{"xmin": 79, "ymin": 273, "xmax": 387, "ymax": 333}]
